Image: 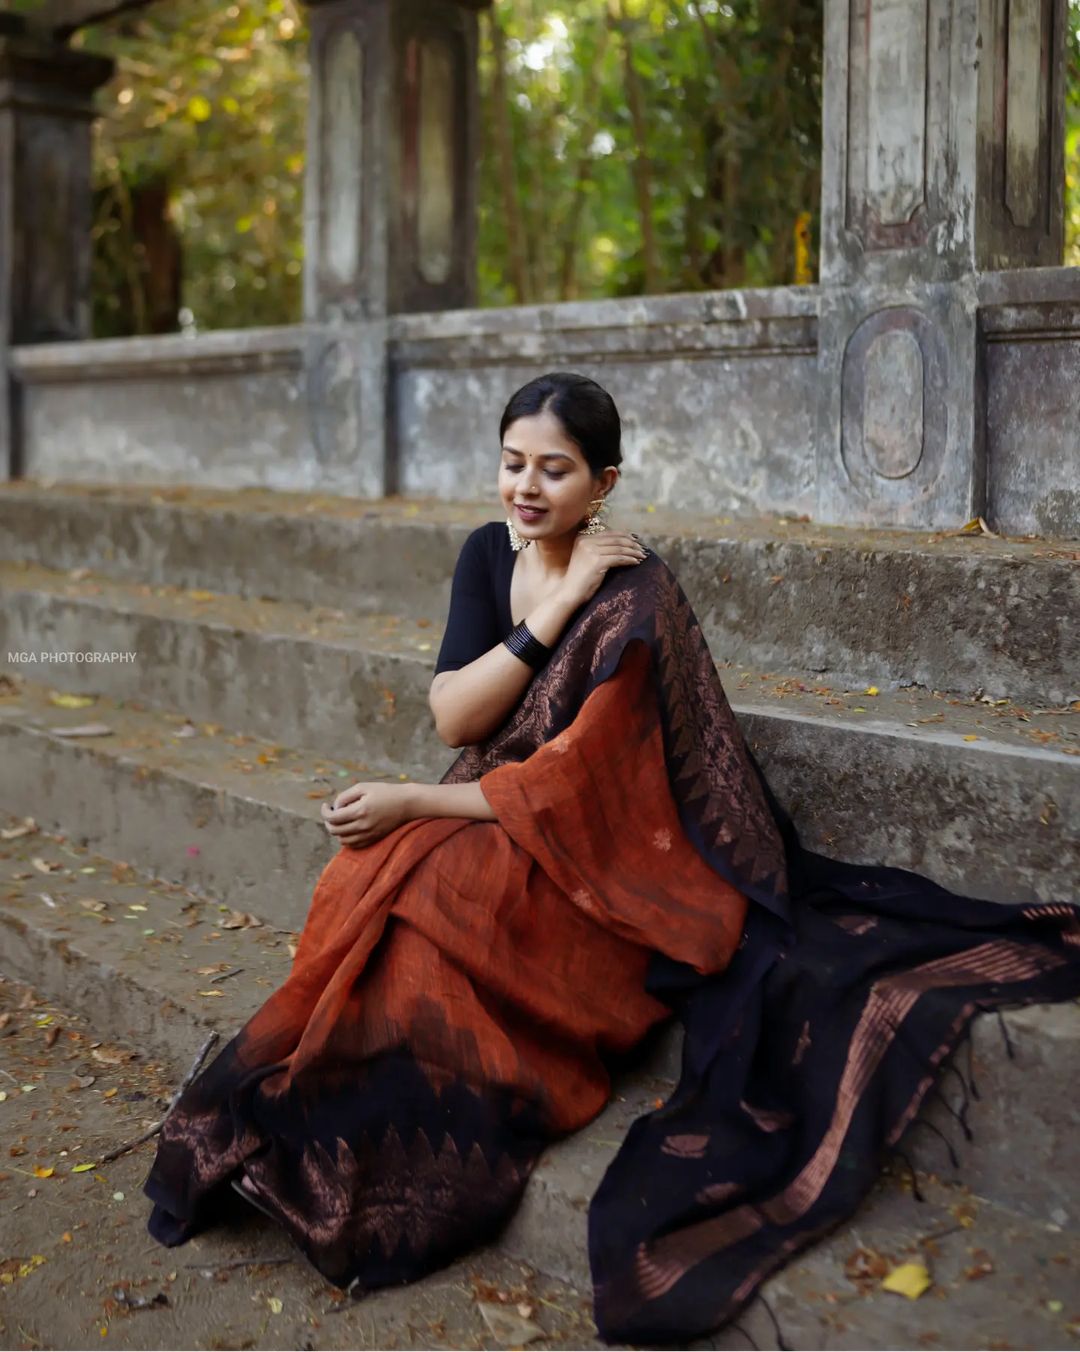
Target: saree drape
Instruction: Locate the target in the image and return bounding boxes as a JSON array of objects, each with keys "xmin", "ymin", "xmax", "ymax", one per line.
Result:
[{"xmin": 143, "ymin": 549, "xmax": 1080, "ymax": 1345}]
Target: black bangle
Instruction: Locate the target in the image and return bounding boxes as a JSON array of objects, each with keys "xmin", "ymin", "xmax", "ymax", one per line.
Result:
[{"xmin": 503, "ymin": 620, "xmax": 553, "ymax": 670}]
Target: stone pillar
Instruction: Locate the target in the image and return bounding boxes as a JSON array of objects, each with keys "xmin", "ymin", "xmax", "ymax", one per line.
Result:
[
  {"xmin": 815, "ymin": 0, "xmax": 1066, "ymax": 529},
  {"xmin": 303, "ymin": 0, "xmax": 487, "ymax": 323},
  {"xmin": 0, "ymin": 28, "xmax": 113, "ymax": 476},
  {"xmin": 301, "ymin": 0, "xmax": 488, "ymax": 496}
]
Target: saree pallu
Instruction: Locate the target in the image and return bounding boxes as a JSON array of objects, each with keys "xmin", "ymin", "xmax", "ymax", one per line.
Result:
[{"xmin": 143, "ymin": 549, "xmax": 1080, "ymax": 1345}]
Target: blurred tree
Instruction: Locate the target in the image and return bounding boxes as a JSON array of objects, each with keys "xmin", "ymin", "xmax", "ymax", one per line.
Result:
[
  {"xmin": 1067, "ymin": 0, "xmax": 1080, "ymax": 265},
  {"xmin": 69, "ymin": 0, "xmax": 309, "ymax": 335},
  {"xmin": 8, "ymin": 0, "xmax": 1070, "ymax": 329},
  {"xmin": 476, "ymin": 0, "xmax": 822, "ymax": 304}
]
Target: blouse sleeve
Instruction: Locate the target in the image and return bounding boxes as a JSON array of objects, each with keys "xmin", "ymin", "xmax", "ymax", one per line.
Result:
[{"xmin": 433, "ymin": 526, "xmax": 501, "ymax": 675}]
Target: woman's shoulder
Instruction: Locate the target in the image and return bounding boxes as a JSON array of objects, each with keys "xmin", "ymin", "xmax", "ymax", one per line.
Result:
[
  {"xmin": 462, "ymin": 520, "xmax": 507, "ymax": 548},
  {"xmin": 449, "ymin": 523, "xmax": 510, "ymax": 589}
]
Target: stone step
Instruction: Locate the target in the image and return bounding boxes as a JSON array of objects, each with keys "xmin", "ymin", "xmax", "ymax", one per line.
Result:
[
  {"xmin": 3, "ymin": 814, "xmax": 1078, "ymax": 1335},
  {"xmin": 2, "ymin": 480, "xmax": 1076, "ymax": 703},
  {"xmin": 0, "ymin": 557, "xmax": 450, "ymax": 781},
  {"xmin": 0, "ymin": 674, "xmax": 398, "ymax": 931},
  {"xmin": 1, "ymin": 563, "xmax": 1077, "ymax": 903}
]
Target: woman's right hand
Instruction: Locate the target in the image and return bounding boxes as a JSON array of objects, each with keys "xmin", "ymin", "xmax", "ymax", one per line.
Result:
[{"xmin": 557, "ymin": 530, "xmax": 648, "ymax": 611}]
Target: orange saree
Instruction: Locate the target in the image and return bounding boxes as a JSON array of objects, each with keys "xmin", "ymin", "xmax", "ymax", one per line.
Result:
[
  {"xmin": 143, "ymin": 626, "xmax": 750, "ymax": 1284},
  {"xmin": 144, "ymin": 548, "xmax": 1080, "ymax": 1345}
]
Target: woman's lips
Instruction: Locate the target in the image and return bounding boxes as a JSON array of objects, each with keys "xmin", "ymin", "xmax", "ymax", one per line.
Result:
[{"xmin": 515, "ymin": 504, "xmax": 547, "ymax": 519}]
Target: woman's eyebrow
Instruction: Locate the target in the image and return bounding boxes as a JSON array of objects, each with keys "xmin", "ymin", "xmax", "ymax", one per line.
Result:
[{"xmin": 500, "ymin": 447, "xmax": 576, "ymax": 462}]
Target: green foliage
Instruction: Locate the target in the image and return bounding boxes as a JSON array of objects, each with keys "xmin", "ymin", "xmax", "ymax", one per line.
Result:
[
  {"xmin": 76, "ymin": 0, "xmax": 1079, "ymax": 332},
  {"xmin": 476, "ymin": 0, "xmax": 822, "ymax": 303},
  {"xmin": 74, "ymin": 0, "xmax": 308, "ymax": 334},
  {"xmin": 1067, "ymin": 0, "xmax": 1080, "ymax": 264}
]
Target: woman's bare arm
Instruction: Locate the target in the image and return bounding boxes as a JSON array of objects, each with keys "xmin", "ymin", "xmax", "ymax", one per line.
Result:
[
  {"xmin": 404, "ymin": 780, "xmax": 498, "ymax": 821},
  {"xmin": 429, "ymin": 587, "xmax": 580, "ymax": 748}
]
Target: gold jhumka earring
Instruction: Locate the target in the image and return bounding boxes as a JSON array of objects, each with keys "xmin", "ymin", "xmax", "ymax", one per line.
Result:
[{"xmin": 506, "ymin": 495, "xmax": 610, "ymax": 552}]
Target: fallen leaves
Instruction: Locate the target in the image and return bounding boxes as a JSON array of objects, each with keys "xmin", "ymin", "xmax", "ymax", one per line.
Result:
[
  {"xmin": 47, "ymin": 692, "xmax": 96, "ymax": 709},
  {"xmin": 963, "ymin": 1248, "xmax": 994, "ymax": 1280},
  {"xmin": 948, "ymin": 516, "xmax": 998, "ymax": 538},
  {"xmin": 220, "ymin": 910, "xmax": 262, "ymax": 930},
  {"xmin": 91, "ymin": 1045, "xmax": 135, "ymax": 1066},
  {"xmin": 881, "ymin": 1261, "xmax": 932, "ymax": 1299},
  {"xmin": 844, "ymin": 1246, "xmax": 890, "ymax": 1287},
  {"xmin": 1, "ymin": 818, "xmax": 38, "ymax": 841},
  {"xmin": 476, "ymin": 1300, "xmax": 544, "ymax": 1346},
  {"xmin": 0, "ymin": 1253, "xmax": 46, "ymax": 1285}
]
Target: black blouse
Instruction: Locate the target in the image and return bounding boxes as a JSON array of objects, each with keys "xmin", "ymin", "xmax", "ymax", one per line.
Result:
[
  {"xmin": 433, "ymin": 522, "xmax": 517, "ymax": 675},
  {"xmin": 434, "ymin": 521, "xmax": 649, "ymax": 676}
]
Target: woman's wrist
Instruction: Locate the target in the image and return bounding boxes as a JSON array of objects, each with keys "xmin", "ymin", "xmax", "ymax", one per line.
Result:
[{"xmin": 523, "ymin": 588, "xmax": 580, "ymax": 649}]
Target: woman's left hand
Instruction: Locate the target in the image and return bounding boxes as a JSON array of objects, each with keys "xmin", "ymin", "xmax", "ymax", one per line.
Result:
[{"xmin": 320, "ymin": 782, "xmax": 413, "ymax": 848}]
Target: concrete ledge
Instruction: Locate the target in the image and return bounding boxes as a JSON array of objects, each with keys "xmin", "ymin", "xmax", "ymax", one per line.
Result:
[
  {"xmin": 8, "ymin": 324, "xmax": 307, "ymax": 383},
  {"xmin": 388, "ymin": 285, "xmax": 819, "ymax": 366}
]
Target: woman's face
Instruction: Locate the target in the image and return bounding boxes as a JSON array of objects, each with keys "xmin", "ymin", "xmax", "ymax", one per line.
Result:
[{"xmin": 498, "ymin": 409, "xmax": 615, "ymax": 543}]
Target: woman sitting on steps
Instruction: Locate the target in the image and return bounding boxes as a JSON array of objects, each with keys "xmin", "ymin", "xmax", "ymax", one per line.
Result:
[{"xmin": 142, "ymin": 369, "xmax": 1080, "ymax": 1346}]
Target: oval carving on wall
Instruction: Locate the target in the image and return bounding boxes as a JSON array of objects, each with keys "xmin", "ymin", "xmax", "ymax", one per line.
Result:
[
  {"xmin": 840, "ymin": 305, "xmax": 948, "ymax": 496},
  {"xmin": 862, "ymin": 328, "xmax": 924, "ymax": 478}
]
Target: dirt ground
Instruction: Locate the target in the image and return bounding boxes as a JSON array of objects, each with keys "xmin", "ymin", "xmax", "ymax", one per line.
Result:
[{"xmin": 0, "ymin": 974, "xmax": 608, "ymax": 1352}]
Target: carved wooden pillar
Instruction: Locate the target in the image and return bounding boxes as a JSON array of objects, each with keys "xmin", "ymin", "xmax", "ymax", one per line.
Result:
[
  {"xmin": 815, "ymin": 0, "xmax": 1066, "ymax": 528},
  {"xmin": 0, "ymin": 28, "xmax": 112, "ymax": 476}
]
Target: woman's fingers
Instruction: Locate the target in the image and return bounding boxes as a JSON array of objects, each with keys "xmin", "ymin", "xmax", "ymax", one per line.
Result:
[
  {"xmin": 333, "ymin": 783, "xmax": 367, "ymax": 810},
  {"xmin": 322, "ymin": 800, "xmax": 366, "ymax": 825},
  {"xmin": 321, "ymin": 806, "xmax": 370, "ymax": 844}
]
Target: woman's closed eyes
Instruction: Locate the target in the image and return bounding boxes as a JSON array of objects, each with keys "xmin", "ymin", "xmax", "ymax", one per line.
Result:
[{"xmin": 505, "ymin": 465, "xmax": 567, "ymax": 479}]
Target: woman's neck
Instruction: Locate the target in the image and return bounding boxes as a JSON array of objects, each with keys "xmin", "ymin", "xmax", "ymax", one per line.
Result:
[{"xmin": 526, "ymin": 533, "xmax": 576, "ymax": 583}]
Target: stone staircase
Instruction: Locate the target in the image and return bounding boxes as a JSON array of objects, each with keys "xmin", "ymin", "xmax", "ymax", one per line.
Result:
[{"xmin": 1, "ymin": 479, "xmax": 1078, "ymax": 1346}]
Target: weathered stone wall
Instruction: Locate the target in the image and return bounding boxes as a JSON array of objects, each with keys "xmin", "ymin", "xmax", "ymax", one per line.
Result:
[
  {"xmin": 389, "ymin": 288, "xmax": 819, "ymax": 515},
  {"xmin": 979, "ymin": 269, "xmax": 1080, "ymax": 537},
  {"xmin": 7, "ymin": 272, "xmax": 1078, "ymax": 534},
  {"xmin": 9, "ymin": 323, "xmax": 382, "ymax": 498}
]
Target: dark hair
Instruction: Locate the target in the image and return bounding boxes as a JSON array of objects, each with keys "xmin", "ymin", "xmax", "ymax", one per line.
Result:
[{"xmin": 499, "ymin": 372, "xmax": 622, "ymax": 481}]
